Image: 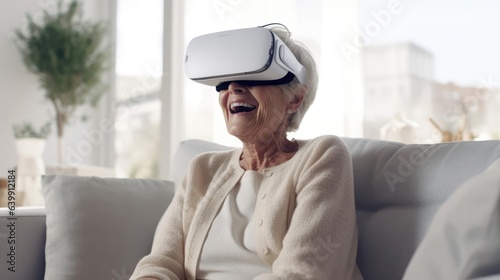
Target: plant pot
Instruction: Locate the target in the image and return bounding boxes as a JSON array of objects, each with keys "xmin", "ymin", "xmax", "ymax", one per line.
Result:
[{"xmin": 15, "ymin": 138, "xmax": 46, "ymax": 206}]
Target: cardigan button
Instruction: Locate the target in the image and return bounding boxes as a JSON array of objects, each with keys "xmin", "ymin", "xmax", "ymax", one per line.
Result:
[
  {"xmin": 257, "ymin": 219, "xmax": 263, "ymax": 226},
  {"xmin": 264, "ymin": 170, "xmax": 273, "ymax": 177},
  {"xmin": 260, "ymin": 247, "xmax": 269, "ymax": 255}
]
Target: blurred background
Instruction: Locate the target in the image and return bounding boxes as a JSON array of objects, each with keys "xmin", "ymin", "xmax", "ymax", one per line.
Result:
[{"xmin": 1, "ymin": 0, "xmax": 499, "ymax": 181}]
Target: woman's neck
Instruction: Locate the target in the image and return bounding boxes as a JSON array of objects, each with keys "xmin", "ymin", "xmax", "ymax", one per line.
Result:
[{"xmin": 239, "ymin": 136, "xmax": 298, "ymax": 172}]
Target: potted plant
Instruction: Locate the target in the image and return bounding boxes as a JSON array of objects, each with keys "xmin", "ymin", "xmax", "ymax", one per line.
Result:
[
  {"xmin": 12, "ymin": 121, "xmax": 52, "ymax": 206},
  {"xmin": 13, "ymin": 121, "xmax": 52, "ymax": 139},
  {"xmin": 14, "ymin": 0, "xmax": 108, "ymax": 164},
  {"xmin": 13, "ymin": 121, "xmax": 52, "ymax": 174},
  {"xmin": 13, "ymin": 121, "xmax": 52, "ymax": 161}
]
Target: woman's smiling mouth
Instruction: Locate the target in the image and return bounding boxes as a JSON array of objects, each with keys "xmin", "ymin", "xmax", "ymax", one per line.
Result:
[{"xmin": 229, "ymin": 102, "xmax": 257, "ymax": 114}]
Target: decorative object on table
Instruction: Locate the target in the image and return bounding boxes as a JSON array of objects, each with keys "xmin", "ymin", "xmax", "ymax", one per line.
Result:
[
  {"xmin": 380, "ymin": 113, "xmax": 420, "ymax": 144},
  {"xmin": 13, "ymin": 0, "xmax": 109, "ymax": 165},
  {"xmin": 12, "ymin": 121, "xmax": 51, "ymax": 206},
  {"xmin": 429, "ymin": 117, "xmax": 468, "ymax": 142}
]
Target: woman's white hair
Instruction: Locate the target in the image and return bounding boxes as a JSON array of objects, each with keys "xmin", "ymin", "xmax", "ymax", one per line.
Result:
[{"xmin": 268, "ymin": 26, "xmax": 318, "ymax": 132}]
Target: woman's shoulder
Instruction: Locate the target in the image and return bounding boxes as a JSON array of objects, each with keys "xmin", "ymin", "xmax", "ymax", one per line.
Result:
[
  {"xmin": 309, "ymin": 134, "xmax": 344, "ymax": 145},
  {"xmin": 292, "ymin": 135, "xmax": 351, "ymax": 167},
  {"xmin": 298, "ymin": 135, "xmax": 349, "ymax": 154}
]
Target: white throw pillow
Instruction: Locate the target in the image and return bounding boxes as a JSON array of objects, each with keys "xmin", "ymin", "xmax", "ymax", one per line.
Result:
[
  {"xmin": 403, "ymin": 159, "xmax": 500, "ymax": 280},
  {"xmin": 42, "ymin": 175, "xmax": 175, "ymax": 280}
]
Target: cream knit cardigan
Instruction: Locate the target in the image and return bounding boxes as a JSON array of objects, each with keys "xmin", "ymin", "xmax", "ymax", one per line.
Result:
[{"xmin": 131, "ymin": 135, "xmax": 363, "ymax": 280}]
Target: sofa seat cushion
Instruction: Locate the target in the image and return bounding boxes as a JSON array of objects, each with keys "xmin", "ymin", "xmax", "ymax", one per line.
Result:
[{"xmin": 42, "ymin": 175, "xmax": 175, "ymax": 280}]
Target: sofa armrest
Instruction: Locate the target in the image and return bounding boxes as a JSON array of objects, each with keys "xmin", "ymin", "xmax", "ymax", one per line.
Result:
[{"xmin": 0, "ymin": 206, "xmax": 46, "ymax": 280}]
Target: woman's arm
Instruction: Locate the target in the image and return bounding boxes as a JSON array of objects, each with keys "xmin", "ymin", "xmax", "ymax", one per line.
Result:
[{"xmin": 256, "ymin": 138, "xmax": 362, "ymax": 280}]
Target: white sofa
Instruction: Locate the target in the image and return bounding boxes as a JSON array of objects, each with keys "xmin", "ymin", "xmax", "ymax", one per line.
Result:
[{"xmin": 1, "ymin": 137, "xmax": 499, "ymax": 280}]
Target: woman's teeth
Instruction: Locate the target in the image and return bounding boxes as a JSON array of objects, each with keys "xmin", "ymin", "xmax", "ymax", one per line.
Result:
[{"xmin": 230, "ymin": 102, "xmax": 256, "ymax": 113}]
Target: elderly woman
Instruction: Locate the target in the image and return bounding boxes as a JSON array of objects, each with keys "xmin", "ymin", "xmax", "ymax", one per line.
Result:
[{"xmin": 131, "ymin": 25, "xmax": 363, "ymax": 280}]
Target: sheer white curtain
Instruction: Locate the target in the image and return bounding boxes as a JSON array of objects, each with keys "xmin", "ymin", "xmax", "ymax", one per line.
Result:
[{"xmin": 182, "ymin": 0, "xmax": 362, "ymax": 143}]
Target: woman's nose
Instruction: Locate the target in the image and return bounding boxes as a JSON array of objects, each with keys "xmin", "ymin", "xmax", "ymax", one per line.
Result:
[{"xmin": 227, "ymin": 82, "xmax": 246, "ymax": 94}]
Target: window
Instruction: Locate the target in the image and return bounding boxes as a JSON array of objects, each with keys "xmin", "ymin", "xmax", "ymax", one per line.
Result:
[
  {"xmin": 112, "ymin": 0, "xmax": 500, "ymax": 179},
  {"xmin": 114, "ymin": 0, "xmax": 163, "ymax": 178},
  {"xmin": 359, "ymin": 0, "xmax": 500, "ymax": 143}
]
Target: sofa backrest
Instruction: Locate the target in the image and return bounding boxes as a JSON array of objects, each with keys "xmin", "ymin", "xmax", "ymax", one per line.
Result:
[
  {"xmin": 173, "ymin": 137, "xmax": 500, "ymax": 280},
  {"xmin": 173, "ymin": 139, "xmax": 234, "ymax": 186}
]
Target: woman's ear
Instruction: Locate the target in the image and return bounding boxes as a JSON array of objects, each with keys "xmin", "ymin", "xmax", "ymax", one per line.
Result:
[{"xmin": 289, "ymin": 86, "xmax": 306, "ymax": 112}]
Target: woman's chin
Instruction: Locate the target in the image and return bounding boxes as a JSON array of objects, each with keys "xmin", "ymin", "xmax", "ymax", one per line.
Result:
[
  {"xmin": 227, "ymin": 128, "xmax": 249, "ymax": 140},
  {"xmin": 227, "ymin": 126, "xmax": 257, "ymax": 142}
]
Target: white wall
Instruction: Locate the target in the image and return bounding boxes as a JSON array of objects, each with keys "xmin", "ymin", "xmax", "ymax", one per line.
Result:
[{"xmin": 0, "ymin": 0, "xmax": 113, "ymax": 174}]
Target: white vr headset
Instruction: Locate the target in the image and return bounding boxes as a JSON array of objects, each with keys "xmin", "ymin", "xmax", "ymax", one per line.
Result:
[{"xmin": 184, "ymin": 26, "xmax": 307, "ymax": 92}]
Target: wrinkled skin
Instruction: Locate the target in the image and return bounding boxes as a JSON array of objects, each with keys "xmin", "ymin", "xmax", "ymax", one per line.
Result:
[{"xmin": 219, "ymin": 82, "xmax": 304, "ymax": 171}]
